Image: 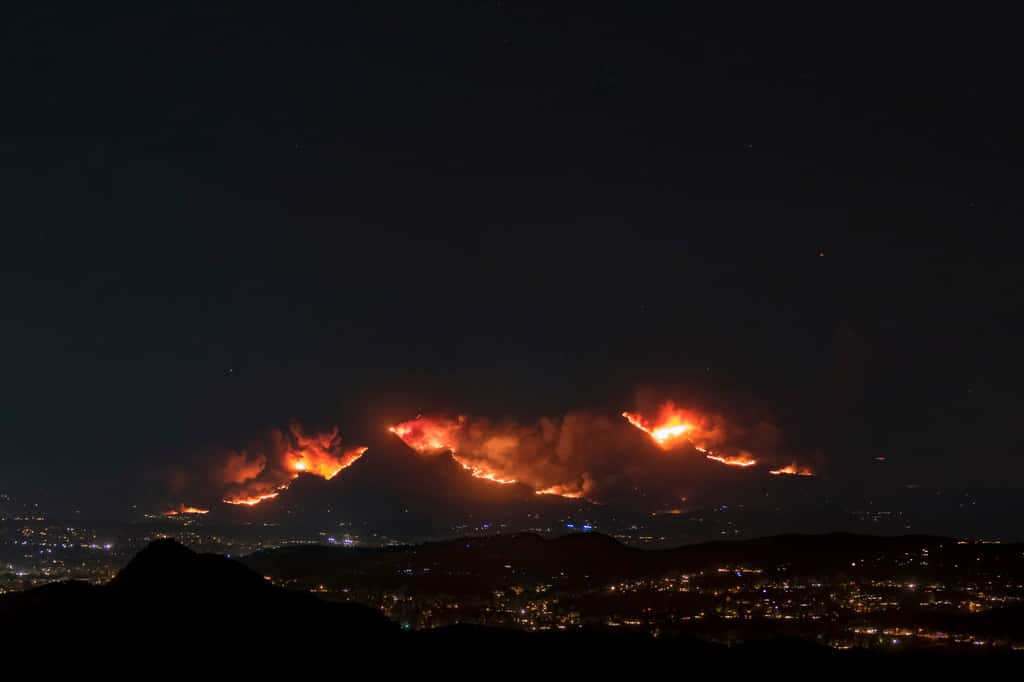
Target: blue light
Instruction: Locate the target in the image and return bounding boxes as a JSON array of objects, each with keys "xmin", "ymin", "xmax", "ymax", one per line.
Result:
[
  {"xmin": 566, "ymin": 523, "xmax": 575, "ymax": 529},
  {"xmin": 582, "ymin": 524, "xmax": 593, "ymax": 531}
]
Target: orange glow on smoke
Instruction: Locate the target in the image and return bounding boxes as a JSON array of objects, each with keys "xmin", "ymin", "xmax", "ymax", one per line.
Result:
[
  {"xmin": 453, "ymin": 455, "xmax": 518, "ymax": 484},
  {"xmin": 286, "ymin": 439, "xmax": 367, "ymax": 480},
  {"xmin": 389, "ymin": 416, "xmax": 517, "ymax": 484},
  {"xmin": 769, "ymin": 463, "xmax": 814, "ymax": 476},
  {"xmin": 388, "ymin": 416, "xmax": 462, "ymax": 453},
  {"xmin": 162, "ymin": 504, "xmax": 209, "ymax": 516},
  {"xmin": 622, "ymin": 402, "xmax": 758, "ymax": 468},
  {"xmin": 221, "ymin": 425, "xmax": 367, "ymax": 506}
]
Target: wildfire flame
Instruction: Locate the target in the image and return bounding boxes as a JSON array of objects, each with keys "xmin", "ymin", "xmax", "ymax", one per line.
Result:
[
  {"xmin": 224, "ymin": 491, "xmax": 282, "ymax": 506},
  {"xmin": 287, "ymin": 440, "xmax": 367, "ymax": 480},
  {"xmin": 535, "ymin": 484, "xmax": 585, "ymax": 499},
  {"xmin": 175, "ymin": 392, "xmax": 805, "ymax": 512},
  {"xmin": 388, "ymin": 406, "xmax": 777, "ymax": 502},
  {"xmin": 221, "ymin": 424, "xmax": 367, "ymax": 506},
  {"xmin": 388, "ymin": 416, "xmax": 463, "ymax": 453},
  {"xmin": 622, "ymin": 407, "xmax": 695, "ymax": 446},
  {"xmin": 769, "ymin": 463, "xmax": 815, "ymax": 476},
  {"xmin": 161, "ymin": 504, "xmax": 209, "ymax": 516},
  {"xmin": 202, "ymin": 401, "xmax": 796, "ymax": 509},
  {"xmin": 704, "ymin": 453, "xmax": 758, "ymax": 468},
  {"xmin": 622, "ymin": 402, "xmax": 758, "ymax": 468},
  {"xmin": 389, "ymin": 416, "xmax": 517, "ymax": 484},
  {"xmin": 452, "ymin": 456, "xmax": 518, "ymax": 484}
]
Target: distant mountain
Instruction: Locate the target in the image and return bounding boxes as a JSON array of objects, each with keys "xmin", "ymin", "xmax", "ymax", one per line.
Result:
[
  {"xmin": 244, "ymin": 531, "xmax": 647, "ymax": 595},
  {"xmin": 214, "ymin": 433, "xmax": 593, "ymax": 535},
  {"xmin": 244, "ymin": 531, "xmax": 1024, "ymax": 601}
]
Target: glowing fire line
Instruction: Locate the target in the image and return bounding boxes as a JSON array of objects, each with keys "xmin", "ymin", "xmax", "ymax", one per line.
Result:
[
  {"xmin": 622, "ymin": 410, "xmax": 691, "ymax": 445},
  {"xmin": 222, "ymin": 433, "xmax": 367, "ymax": 507},
  {"xmin": 452, "ymin": 455, "xmax": 518, "ymax": 484},
  {"xmin": 535, "ymin": 485, "xmax": 584, "ymax": 499},
  {"xmin": 389, "ymin": 417, "xmax": 517, "ymax": 485},
  {"xmin": 224, "ymin": 491, "xmax": 282, "ymax": 506},
  {"xmin": 162, "ymin": 505, "xmax": 209, "ymax": 516},
  {"xmin": 622, "ymin": 405, "xmax": 758, "ymax": 468},
  {"xmin": 704, "ymin": 453, "xmax": 758, "ymax": 468},
  {"xmin": 769, "ymin": 463, "xmax": 814, "ymax": 476}
]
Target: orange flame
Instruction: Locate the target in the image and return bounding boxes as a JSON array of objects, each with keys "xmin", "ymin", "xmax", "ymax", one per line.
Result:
[
  {"xmin": 622, "ymin": 406, "xmax": 695, "ymax": 446},
  {"xmin": 769, "ymin": 463, "xmax": 814, "ymax": 476},
  {"xmin": 705, "ymin": 453, "xmax": 757, "ymax": 468},
  {"xmin": 224, "ymin": 491, "xmax": 281, "ymax": 506},
  {"xmin": 622, "ymin": 402, "xmax": 758, "ymax": 468},
  {"xmin": 287, "ymin": 439, "xmax": 367, "ymax": 480},
  {"xmin": 162, "ymin": 504, "xmax": 209, "ymax": 516},
  {"xmin": 221, "ymin": 424, "xmax": 367, "ymax": 506},
  {"xmin": 453, "ymin": 455, "xmax": 518, "ymax": 484},
  {"xmin": 535, "ymin": 484, "xmax": 584, "ymax": 499},
  {"xmin": 388, "ymin": 416, "xmax": 462, "ymax": 453},
  {"xmin": 390, "ymin": 416, "xmax": 517, "ymax": 484}
]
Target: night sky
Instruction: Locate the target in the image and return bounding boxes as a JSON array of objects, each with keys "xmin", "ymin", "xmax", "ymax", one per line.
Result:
[{"xmin": 3, "ymin": 3, "xmax": 1022, "ymax": 516}]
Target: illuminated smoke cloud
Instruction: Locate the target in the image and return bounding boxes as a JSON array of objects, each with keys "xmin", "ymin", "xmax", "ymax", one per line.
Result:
[
  {"xmin": 221, "ymin": 451, "xmax": 266, "ymax": 486},
  {"xmin": 179, "ymin": 400, "xmax": 805, "ymax": 511},
  {"xmin": 390, "ymin": 404, "xmax": 780, "ymax": 504},
  {"xmin": 221, "ymin": 423, "xmax": 366, "ymax": 506},
  {"xmin": 621, "ymin": 401, "xmax": 774, "ymax": 467},
  {"xmin": 387, "ymin": 396, "xmax": 804, "ymax": 505}
]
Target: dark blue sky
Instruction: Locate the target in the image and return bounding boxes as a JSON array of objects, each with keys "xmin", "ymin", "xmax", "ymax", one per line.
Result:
[{"xmin": 2, "ymin": 2, "xmax": 1022, "ymax": 516}]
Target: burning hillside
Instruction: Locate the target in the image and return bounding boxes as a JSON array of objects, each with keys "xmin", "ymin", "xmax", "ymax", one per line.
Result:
[
  {"xmin": 387, "ymin": 402, "xmax": 790, "ymax": 504},
  {"xmin": 769, "ymin": 463, "xmax": 816, "ymax": 476},
  {"xmin": 170, "ymin": 399, "xmax": 813, "ymax": 515},
  {"xmin": 389, "ymin": 416, "xmax": 519, "ymax": 485},
  {"xmin": 161, "ymin": 504, "xmax": 209, "ymax": 516},
  {"xmin": 622, "ymin": 402, "xmax": 759, "ymax": 468},
  {"xmin": 220, "ymin": 423, "xmax": 366, "ymax": 506},
  {"xmin": 387, "ymin": 413, "xmax": 622, "ymax": 500}
]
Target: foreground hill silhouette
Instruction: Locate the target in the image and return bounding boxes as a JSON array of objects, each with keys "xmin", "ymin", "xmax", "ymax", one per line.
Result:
[{"xmin": 0, "ymin": 538, "xmax": 394, "ymax": 645}]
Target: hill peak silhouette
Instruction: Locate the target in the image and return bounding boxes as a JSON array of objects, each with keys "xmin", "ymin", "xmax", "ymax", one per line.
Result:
[
  {"xmin": 110, "ymin": 537, "xmax": 268, "ymax": 597},
  {"xmin": 1, "ymin": 538, "xmax": 395, "ymax": 645}
]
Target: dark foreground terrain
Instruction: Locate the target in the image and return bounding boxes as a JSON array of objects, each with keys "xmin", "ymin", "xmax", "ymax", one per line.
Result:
[
  {"xmin": 242, "ymin": 532, "xmax": 1024, "ymax": 644},
  {"xmin": 2, "ymin": 537, "xmax": 1021, "ymax": 672}
]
